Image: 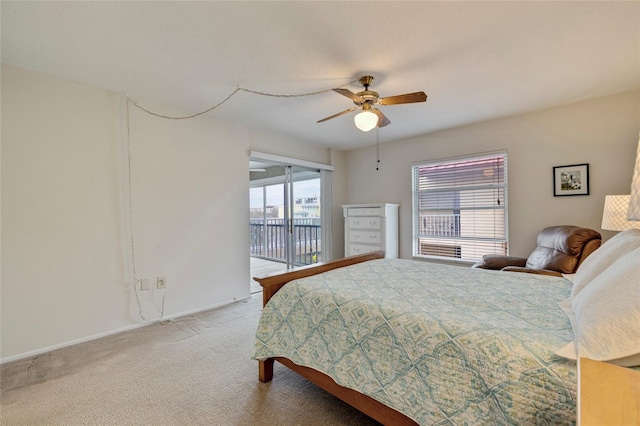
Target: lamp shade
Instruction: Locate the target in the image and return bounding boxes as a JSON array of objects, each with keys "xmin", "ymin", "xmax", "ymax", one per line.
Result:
[
  {"xmin": 354, "ymin": 110, "xmax": 378, "ymax": 132},
  {"xmin": 602, "ymin": 195, "xmax": 640, "ymax": 231}
]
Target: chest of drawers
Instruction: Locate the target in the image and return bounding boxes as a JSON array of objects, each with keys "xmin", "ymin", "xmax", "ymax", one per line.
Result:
[{"xmin": 343, "ymin": 203, "xmax": 399, "ymax": 258}]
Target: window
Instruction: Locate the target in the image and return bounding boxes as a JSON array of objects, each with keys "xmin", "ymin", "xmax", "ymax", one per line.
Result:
[{"xmin": 412, "ymin": 151, "xmax": 508, "ymax": 263}]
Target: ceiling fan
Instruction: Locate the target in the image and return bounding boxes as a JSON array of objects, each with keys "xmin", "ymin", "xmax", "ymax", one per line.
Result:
[{"xmin": 317, "ymin": 75, "xmax": 427, "ymax": 132}]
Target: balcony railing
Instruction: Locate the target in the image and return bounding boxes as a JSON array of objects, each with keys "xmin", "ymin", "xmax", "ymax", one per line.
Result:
[
  {"xmin": 250, "ymin": 218, "xmax": 321, "ymax": 266},
  {"xmin": 420, "ymin": 213, "xmax": 461, "ymax": 237},
  {"xmin": 416, "ymin": 213, "xmax": 507, "ymax": 260},
  {"xmin": 418, "ymin": 214, "xmax": 462, "ymax": 258}
]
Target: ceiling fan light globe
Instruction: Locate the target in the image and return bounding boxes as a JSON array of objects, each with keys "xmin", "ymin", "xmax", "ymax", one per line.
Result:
[{"xmin": 354, "ymin": 110, "xmax": 378, "ymax": 132}]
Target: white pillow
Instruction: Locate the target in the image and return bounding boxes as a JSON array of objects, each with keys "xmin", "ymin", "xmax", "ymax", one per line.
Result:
[
  {"xmin": 557, "ymin": 247, "xmax": 640, "ymax": 366},
  {"xmin": 572, "ymin": 229, "xmax": 640, "ymax": 298}
]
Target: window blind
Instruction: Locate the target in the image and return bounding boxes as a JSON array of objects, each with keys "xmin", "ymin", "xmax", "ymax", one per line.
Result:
[{"xmin": 412, "ymin": 152, "xmax": 508, "ymax": 262}]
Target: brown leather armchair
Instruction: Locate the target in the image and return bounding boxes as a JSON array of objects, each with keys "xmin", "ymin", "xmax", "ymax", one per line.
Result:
[{"xmin": 472, "ymin": 225, "xmax": 602, "ymax": 276}]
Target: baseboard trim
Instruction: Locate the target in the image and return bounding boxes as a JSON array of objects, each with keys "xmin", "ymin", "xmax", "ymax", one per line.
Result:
[{"xmin": 0, "ymin": 295, "xmax": 251, "ymax": 365}]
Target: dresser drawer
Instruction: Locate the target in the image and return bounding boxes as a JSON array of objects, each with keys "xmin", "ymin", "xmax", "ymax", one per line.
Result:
[
  {"xmin": 348, "ymin": 230, "xmax": 382, "ymax": 245},
  {"xmin": 347, "ymin": 243, "xmax": 383, "ymax": 256},
  {"xmin": 347, "ymin": 207, "xmax": 381, "ymax": 217},
  {"xmin": 347, "ymin": 216, "xmax": 382, "ymax": 230}
]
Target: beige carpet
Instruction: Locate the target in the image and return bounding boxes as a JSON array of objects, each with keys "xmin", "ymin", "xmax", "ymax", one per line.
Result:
[{"xmin": 0, "ymin": 294, "xmax": 379, "ymax": 426}]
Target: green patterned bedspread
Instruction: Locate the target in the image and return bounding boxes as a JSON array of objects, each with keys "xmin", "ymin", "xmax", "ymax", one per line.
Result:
[{"xmin": 253, "ymin": 259, "xmax": 577, "ymax": 425}]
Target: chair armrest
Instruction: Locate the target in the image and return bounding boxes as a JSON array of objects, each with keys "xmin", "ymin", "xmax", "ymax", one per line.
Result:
[
  {"xmin": 500, "ymin": 266, "xmax": 563, "ymax": 277},
  {"xmin": 473, "ymin": 255, "xmax": 527, "ymax": 270}
]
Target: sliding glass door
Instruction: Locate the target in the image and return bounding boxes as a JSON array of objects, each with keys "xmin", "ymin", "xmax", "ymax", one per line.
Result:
[{"xmin": 250, "ymin": 162, "xmax": 323, "ymax": 269}]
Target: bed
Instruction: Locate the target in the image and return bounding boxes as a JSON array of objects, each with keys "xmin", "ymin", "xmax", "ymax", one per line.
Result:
[{"xmin": 252, "ymin": 230, "xmax": 640, "ymax": 425}]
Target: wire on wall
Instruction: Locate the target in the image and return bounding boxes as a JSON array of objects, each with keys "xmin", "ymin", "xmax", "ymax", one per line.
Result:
[
  {"xmin": 126, "ymin": 98, "xmax": 149, "ymax": 322},
  {"xmin": 125, "ymin": 78, "xmax": 357, "ymax": 323},
  {"xmin": 127, "ymin": 79, "xmax": 359, "ymax": 120}
]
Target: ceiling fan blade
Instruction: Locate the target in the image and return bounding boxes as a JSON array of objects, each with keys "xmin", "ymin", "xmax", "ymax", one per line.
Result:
[
  {"xmin": 378, "ymin": 91, "xmax": 427, "ymax": 106},
  {"xmin": 333, "ymin": 88, "xmax": 364, "ymax": 103},
  {"xmin": 317, "ymin": 106, "xmax": 359, "ymax": 123},
  {"xmin": 372, "ymin": 108, "xmax": 391, "ymax": 127}
]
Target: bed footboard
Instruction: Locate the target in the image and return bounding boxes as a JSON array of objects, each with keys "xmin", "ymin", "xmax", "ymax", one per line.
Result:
[{"xmin": 253, "ymin": 251, "xmax": 385, "ymax": 306}]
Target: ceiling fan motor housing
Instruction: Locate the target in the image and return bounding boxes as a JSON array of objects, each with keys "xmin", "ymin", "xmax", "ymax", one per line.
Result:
[{"xmin": 354, "ymin": 90, "xmax": 379, "ymax": 106}]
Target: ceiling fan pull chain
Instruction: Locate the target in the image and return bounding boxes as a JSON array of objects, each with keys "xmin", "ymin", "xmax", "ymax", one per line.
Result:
[{"xmin": 376, "ymin": 128, "xmax": 380, "ymax": 171}]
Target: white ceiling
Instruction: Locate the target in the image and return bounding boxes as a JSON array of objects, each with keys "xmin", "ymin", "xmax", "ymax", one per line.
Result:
[{"xmin": 2, "ymin": 1, "xmax": 639, "ymax": 150}]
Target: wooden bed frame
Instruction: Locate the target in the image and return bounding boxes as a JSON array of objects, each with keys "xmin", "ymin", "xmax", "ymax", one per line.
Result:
[{"xmin": 253, "ymin": 251, "xmax": 418, "ymax": 426}]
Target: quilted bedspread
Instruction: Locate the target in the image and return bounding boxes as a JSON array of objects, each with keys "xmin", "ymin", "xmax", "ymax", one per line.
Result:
[{"xmin": 252, "ymin": 259, "xmax": 577, "ymax": 425}]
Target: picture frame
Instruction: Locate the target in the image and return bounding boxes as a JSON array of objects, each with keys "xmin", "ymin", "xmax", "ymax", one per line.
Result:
[{"xmin": 553, "ymin": 163, "xmax": 589, "ymax": 196}]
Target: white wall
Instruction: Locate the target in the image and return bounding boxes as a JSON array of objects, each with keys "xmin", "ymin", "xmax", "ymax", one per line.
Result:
[
  {"xmin": 328, "ymin": 149, "xmax": 348, "ymax": 259},
  {"xmin": 1, "ymin": 65, "xmax": 332, "ymax": 361},
  {"xmin": 344, "ymin": 90, "xmax": 640, "ymax": 259}
]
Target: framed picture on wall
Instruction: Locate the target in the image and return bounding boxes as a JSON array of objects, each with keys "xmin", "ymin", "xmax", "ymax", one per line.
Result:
[{"xmin": 553, "ymin": 163, "xmax": 590, "ymax": 196}]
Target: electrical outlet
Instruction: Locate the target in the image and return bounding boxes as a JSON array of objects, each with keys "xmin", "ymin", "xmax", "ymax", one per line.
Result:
[
  {"xmin": 140, "ymin": 277, "xmax": 150, "ymax": 291},
  {"xmin": 156, "ymin": 276, "xmax": 167, "ymax": 289}
]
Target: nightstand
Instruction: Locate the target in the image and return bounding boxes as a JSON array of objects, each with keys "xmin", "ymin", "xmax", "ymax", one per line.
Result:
[{"xmin": 578, "ymin": 357, "xmax": 639, "ymax": 425}]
